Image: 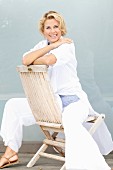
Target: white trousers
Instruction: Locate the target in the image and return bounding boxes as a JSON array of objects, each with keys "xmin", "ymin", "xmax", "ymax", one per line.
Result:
[
  {"xmin": 0, "ymin": 98, "xmax": 36, "ymax": 152},
  {"xmin": 0, "ymin": 98, "xmax": 111, "ymax": 170},
  {"xmin": 62, "ymin": 100, "xmax": 110, "ymax": 170}
]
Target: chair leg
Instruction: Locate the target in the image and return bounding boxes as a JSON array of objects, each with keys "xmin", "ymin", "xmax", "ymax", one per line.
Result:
[
  {"xmin": 27, "ymin": 143, "xmax": 48, "ymax": 167},
  {"xmin": 60, "ymin": 163, "xmax": 66, "ymax": 170}
]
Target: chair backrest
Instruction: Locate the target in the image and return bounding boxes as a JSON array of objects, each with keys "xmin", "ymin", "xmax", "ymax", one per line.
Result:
[{"xmin": 17, "ymin": 65, "xmax": 62, "ymax": 124}]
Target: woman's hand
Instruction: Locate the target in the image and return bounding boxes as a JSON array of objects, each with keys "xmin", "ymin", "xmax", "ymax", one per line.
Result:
[{"xmin": 51, "ymin": 37, "xmax": 73, "ymax": 49}]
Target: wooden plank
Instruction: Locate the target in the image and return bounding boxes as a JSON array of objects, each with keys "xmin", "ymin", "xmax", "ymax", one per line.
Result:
[
  {"xmin": 44, "ymin": 139, "xmax": 65, "ymax": 148},
  {"xmin": 39, "ymin": 152, "xmax": 65, "ymax": 161},
  {"xmin": 37, "ymin": 121, "xmax": 63, "ymax": 128},
  {"xmin": 17, "ymin": 65, "xmax": 48, "ymax": 72}
]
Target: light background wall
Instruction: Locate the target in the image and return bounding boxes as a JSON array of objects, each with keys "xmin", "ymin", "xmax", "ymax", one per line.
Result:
[{"xmin": 0, "ymin": 0, "xmax": 113, "ymax": 141}]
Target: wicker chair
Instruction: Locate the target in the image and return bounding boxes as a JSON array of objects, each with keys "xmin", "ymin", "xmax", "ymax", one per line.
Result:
[{"xmin": 17, "ymin": 65, "xmax": 105, "ymax": 170}]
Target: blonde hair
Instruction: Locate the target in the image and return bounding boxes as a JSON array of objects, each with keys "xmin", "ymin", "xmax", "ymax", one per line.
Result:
[{"xmin": 39, "ymin": 11, "xmax": 67, "ymax": 36}]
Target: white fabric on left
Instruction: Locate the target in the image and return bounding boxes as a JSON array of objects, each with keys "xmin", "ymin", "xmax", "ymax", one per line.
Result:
[{"xmin": 0, "ymin": 98, "xmax": 36, "ymax": 152}]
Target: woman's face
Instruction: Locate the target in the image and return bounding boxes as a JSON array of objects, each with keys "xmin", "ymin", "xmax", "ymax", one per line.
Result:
[{"xmin": 43, "ymin": 19, "xmax": 62, "ymax": 43}]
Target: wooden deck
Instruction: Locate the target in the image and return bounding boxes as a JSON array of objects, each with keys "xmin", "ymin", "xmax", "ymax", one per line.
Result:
[{"xmin": 0, "ymin": 152, "xmax": 112, "ymax": 170}]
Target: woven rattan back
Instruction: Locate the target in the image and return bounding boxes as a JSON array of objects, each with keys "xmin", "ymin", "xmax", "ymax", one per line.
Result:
[{"xmin": 17, "ymin": 65, "xmax": 62, "ymax": 124}]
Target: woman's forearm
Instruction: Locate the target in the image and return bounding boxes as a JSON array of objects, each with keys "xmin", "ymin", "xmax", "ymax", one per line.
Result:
[
  {"xmin": 22, "ymin": 44, "xmax": 54, "ymax": 66},
  {"xmin": 33, "ymin": 54, "xmax": 57, "ymax": 66}
]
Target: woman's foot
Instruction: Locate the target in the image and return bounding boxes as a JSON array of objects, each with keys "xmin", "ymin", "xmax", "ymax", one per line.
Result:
[
  {"xmin": 0, "ymin": 155, "xmax": 19, "ymax": 168},
  {"xmin": 0, "ymin": 147, "xmax": 19, "ymax": 168}
]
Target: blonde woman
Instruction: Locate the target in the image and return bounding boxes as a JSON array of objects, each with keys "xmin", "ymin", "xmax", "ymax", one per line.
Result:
[{"xmin": 0, "ymin": 11, "xmax": 113, "ymax": 169}]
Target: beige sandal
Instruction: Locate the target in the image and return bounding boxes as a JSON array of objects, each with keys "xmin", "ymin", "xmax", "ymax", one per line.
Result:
[{"xmin": 0, "ymin": 156, "xmax": 19, "ymax": 169}]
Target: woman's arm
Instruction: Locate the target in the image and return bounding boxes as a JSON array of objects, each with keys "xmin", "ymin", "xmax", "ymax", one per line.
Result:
[
  {"xmin": 22, "ymin": 44, "xmax": 55, "ymax": 66},
  {"xmin": 22, "ymin": 38, "xmax": 72, "ymax": 66},
  {"xmin": 32, "ymin": 54, "xmax": 57, "ymax": 65}
]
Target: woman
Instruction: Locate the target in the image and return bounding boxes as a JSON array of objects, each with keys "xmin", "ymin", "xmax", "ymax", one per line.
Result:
[{"xmin": 0, "ymin": 11, "xmax": 113, "ymax": 169}]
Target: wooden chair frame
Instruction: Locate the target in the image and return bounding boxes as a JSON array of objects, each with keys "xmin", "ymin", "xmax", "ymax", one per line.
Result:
[{"xmin": 17, "ymin": 65, "xmax": 105, "ymax": 170}]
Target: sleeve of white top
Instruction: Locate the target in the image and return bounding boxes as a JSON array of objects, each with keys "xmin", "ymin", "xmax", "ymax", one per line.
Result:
[
  {"xmin": 22, "ymin": 41, "xmax": 45, "ymax": 58},
  {"xmin": 50, "ymin": 42, "xmax": 76, "ymax": 66}
]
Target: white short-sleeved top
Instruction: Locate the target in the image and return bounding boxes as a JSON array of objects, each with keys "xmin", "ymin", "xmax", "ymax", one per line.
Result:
[{"xmin": 23, "ymin": 39, "xmax": 94, "ymax": 111}]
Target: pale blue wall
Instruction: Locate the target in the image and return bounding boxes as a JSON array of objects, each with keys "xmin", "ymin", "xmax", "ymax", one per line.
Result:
[{"xmin": 0, "ymin": 0, "xmax": 113, "ymax": 141}]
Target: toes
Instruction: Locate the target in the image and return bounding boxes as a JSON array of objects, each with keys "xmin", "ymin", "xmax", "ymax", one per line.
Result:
[{"xmin": 0, "ymin": 157, "xmax": 9, "ymax": 167}]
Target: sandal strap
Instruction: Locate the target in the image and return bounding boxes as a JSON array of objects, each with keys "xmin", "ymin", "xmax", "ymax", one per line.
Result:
[{"xmin": 1, "ymin": 156, "xmax": 10, "ymax": 164}]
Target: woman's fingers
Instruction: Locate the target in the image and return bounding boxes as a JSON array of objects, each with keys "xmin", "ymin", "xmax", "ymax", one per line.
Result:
[{"xmin": 61, "ymin": 38, "xmax": 73, "ymax": 44}]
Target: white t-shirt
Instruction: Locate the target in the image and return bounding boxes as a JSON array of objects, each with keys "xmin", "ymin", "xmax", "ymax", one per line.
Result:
[
  {"xmin": 24, "ymin": 40, "xmax": 84, "ymax": 96},
  {"xmin": 23, "ymin": 39, "xmax": 94, "ymax": 110}
]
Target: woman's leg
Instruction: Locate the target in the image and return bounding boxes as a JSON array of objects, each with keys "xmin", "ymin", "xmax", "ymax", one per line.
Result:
[
  {"xmin": 0, "ymin": 98, "xmax": 36, "ymax": 167},
  {"xmin": 62, "ymin": 100, "xmax": 110, "ymax": 170}
]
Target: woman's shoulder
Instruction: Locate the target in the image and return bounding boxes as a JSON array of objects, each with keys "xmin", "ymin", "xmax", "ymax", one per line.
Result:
[
  {"xmin": 59, "ymin": 41, "xmax": 75, "ymax": 51},
  {"xmin": 34, "ymin": 39, "xmax": 47, "ymax": 48},
  {"xmin": 23, "ymin": 40, "xmax": 47, "ymax": 56}
]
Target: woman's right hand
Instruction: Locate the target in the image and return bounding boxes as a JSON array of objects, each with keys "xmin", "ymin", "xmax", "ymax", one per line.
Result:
[{"xmin": 51, "ymin": 37, "xmax": 73, "ymax": 49}]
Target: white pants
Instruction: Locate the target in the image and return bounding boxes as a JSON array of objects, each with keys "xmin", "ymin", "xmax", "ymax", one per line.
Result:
[
  {"xmin": 62, "ymin": 100, "xmax": 110, "ymax": 170},
  {"xmin": 0, "ymin": 98, "xmax": 36, "ymax": 152},
  {"xmin": 0, "ymin": 98, "xmax": 111, "ymax": 170}
]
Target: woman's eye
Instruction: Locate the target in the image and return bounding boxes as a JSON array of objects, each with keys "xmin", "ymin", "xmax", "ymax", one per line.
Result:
[
  {"xmin": 54, "ymin": 25, "xmax": 58, "ymax": 28},
  {"xmin": 46, "ymin": 26, "xmax": 50, "ymax": 29},
  {"xmin": 45, "ymin": 25, "xmax": 59, "ymax": 30}
]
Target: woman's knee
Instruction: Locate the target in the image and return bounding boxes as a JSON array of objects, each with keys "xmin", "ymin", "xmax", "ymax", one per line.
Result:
[
  {"xmin": 4, "ymin": 98, "xmax": 25, "ymax": 115},
  {"xmin": 62, "ymin": 100, "xmax": 89, "ymax": 123},
  {"xmin": 5, "ymin": 98, "xmax": 17, "ymax": 108}
]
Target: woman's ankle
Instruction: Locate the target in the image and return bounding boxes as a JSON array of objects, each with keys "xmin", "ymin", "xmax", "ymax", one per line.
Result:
[{"xmin": 3, "ymin": 146, "xmax": 18, "ymax": 159}]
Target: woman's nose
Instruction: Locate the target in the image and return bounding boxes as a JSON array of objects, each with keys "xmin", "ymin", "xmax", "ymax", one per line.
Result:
[{"xmin": 51, "ymin": 28, "xmax": 55, "ymax": 32}]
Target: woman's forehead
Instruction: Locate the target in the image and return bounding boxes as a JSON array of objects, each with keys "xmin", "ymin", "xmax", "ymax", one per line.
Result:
[{"xmin": 44, "ymin": 19, "xmax": 59, "ymax": 26}]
